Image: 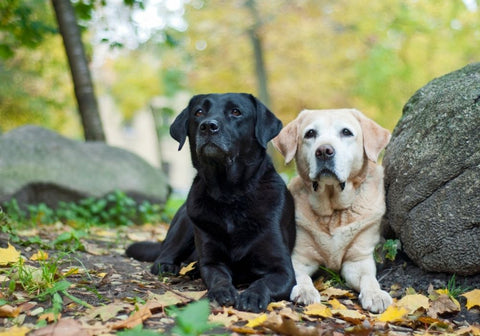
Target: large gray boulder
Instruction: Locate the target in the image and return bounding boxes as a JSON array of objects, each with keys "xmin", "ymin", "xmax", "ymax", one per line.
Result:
[
  {"xmin": 383, "ymin": 63, "xmax": 480, "ymax": 275},
  {"xmin": 0, "ymin": 126, "xmax": 170, "ymax": 208}
]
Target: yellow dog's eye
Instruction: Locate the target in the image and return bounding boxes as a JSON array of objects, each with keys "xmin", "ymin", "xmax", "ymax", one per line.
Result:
[
  {"xmin": 342, "ymin": 128, "xmax": 353, "ymax": 137},
  {"xmin": 304, "ymin": 129, "xmax": 316, "ymax": 139}
]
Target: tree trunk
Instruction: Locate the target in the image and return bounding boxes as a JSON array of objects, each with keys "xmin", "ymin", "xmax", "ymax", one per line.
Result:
[
  {"xmin": 245, "ymin": 0, "xmax": 270, "ymax": 107},
  {"xmin": 51, "ymin": 0, "xmax": 105, "ymax": 141}
]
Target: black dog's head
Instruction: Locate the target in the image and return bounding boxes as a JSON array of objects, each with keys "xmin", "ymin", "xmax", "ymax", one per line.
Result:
[{"xmin": 170, "ymin": 93, "xmax": 282, "ymax": 169}]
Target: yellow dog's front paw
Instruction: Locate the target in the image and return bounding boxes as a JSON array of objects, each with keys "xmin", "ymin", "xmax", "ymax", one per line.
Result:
[
  {"xmin": 359, "ymin": 289, "xmax": 392, "ymax": 313},
  {"xmin": 290, "ymin": 284, "xmax": 321, "ymax": 305}
]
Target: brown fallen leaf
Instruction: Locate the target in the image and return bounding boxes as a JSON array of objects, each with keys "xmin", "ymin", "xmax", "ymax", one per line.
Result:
[
  {"xmin": 29, "ymin": 318, "xmax": 89, "ymax": 336},
  {"xmin": 321, "ymin": 287, "xmax": 353, "ymax": 299},
  {"xmin": 208, "ymin": 310, "xmax": 239, "ymax": 327},
  {"xmin": 38, "ymin": 311, "xmax": 61, "ymax": 323},
  {"xmin": 264, "ymin": 313, "xmax": 329, "ymax": 336},
  {"xmin": 0, "ymin": 304, "xmax": 21, "ymax": 318},
  {"xmin": 110, "ymin": 304, "xmax": 152, "ymax": 330},
  {"xmin": 427, "ymin": 294, "xmax": 460, "ymax": 318}
]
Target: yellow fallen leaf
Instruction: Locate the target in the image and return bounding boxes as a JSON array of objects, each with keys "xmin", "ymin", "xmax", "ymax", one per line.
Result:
[
  {"xmin": 0, "ymin": 325, "xmax": 30, "ymax": 336},
  {"xmin": 0, "ymin": 243, "xmax": 20, "ymax": 266},
  {"xmin": 328, "ymin": 298, "xmax": 347, "ymax": 310},
  {"xmin": 397, "ymin": 293, "xmax": 429, "ymax": 313},
  {"xmin": 30, "ymin": 250, "xmax": 48, "ymax": 261},
  {"xmin": 304, "ymin": 302, "xmax": 333, "ymax": 318},
  {"xmin": 267, "ymin": 300, "xmax": 288, "ymax": 311},
  {"xmin": 179, "ymin": 261, "xmax": 197, "ymax": 275},
  {"xmin": 245, "ymin": 313, "xmax": 268, "ymax": 328},
  {"xmin": 462, "ymin": 289, "xmax": 480, "ymax": 310},
  {"xmin": 377, "ymin": 305, "xmax": 408, "ymax": 322},
  {"xmin": 321, "ymin": 287, "xmax": 352, "ymax": 298},
  {"xmin": 332, "ymin": 309, "xmax": 366, "ymax": 323}
]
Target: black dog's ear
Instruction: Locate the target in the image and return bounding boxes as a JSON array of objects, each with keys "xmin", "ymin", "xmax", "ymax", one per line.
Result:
[
  {"xmin": 250, "ymin": 95, "xmax": 283, "ymax": 149},
  {"xmin": 169, "ymin": 107, "xmax": 189, "ymax": 151}
]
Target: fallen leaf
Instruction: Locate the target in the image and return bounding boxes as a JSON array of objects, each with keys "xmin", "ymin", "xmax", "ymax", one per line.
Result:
[
  {"xmin": 267, "ymin": 300, "xmax": 288, "ymax": 311},
  {"xmin": 462, "ymin": 289, "xmax": 480, "ymax": 310},
  {"xmin": 397, "ymin": 293, "xmax": 430, "ymax": 313},
  {"xmin": 38, "ymin": 311, "xmax": 61, "ymax": 323},
  {"xmin": 332, "ymin": 309, "xmax": 366, "ymax": 324},
  {"xmin": 264, "ymin": 313, "xmax": 324, "ymax": 336},
  {"xmin": 245, "ymin": 313, "xmax": 268, "ymax": 328},
  {"xmin": 111, "ymin": 304, "xmax": 152, "ymax": 330},
  {"xmin": 146, "ymin": 289, "xmax": 207, "ymax": 306},
  {"xmin": 30, "ymin": 250, "xmax": 48, "ymax": 261},
  {"xmin": 304, "ymin": 302, "xmax": 333, "ymax": 318},
  {"xmin": 223, "ymin": 307, "xmax": 259, "ymax": 321},
  {"xmin": 179, "ymin": 261, "xmax": 197, "ymax": 275},
  {"xmin": 427, "ymin": 294, "xmax": 460, "ymax": 318},
  {"xmin": 328, "ymin": 298, "xmax": 347, "ymax": 310},
  {"xmin": 0, "ymin": 325, "xmax": 30, "ymax": 336},
  {"xmin": 209, "ymin": 311, "xmax": 239, "ymax": 327},
  {"xmin": 0, "ymin": 304, "xmax": 21, "ymax": 318},
  {"xmin": 278, "ymin": 307, "xmax": 301, "ymax": 321},
  {"xmin": 321, "ymin": 287, "xmax": 352, "ymax": 298},
  {"xmin": 29, "ymin": 318, "xmax": 88, "ymax": 336},
  {"xmin": 0, "ymin": 243, "xmax": 20, "ymax": 266},
  {"xmin": 85, "ymin": 301, "xmax": 129, "ymax": 322},
  {"xmin": 377, "ymin": 305, "xmax": 408, "ymax": 322}
]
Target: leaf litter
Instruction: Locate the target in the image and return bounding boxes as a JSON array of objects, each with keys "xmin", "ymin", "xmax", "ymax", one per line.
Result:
[{"xmin": 0, "ymin": 222, "xmax": 479, "ymax": 335}]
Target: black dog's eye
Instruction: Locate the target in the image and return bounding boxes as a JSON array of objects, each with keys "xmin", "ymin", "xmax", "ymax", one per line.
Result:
[
  {"xmin": 194, "ymin": 109, "xmax": 204, "ymax": 117},
  {"xmin": 341, "ymin": 128, "xmax": 354, "ymax": 137},
  {"xmin": 231, "ymin": 108, "xmax": 241, "ymax": 116},
  {"xmin": 304, "ymin": 129, "xmax": 316, "ymax": 139}
]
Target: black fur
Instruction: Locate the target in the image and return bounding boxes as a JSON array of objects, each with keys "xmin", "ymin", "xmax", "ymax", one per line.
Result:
[{"xmin": 126, "ymin": 93, "xmax": 296, "ymax": 312}]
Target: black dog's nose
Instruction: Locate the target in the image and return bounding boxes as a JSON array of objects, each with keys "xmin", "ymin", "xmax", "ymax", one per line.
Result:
[
  {"xmin": 200, "ymin": 120, "xmax": 219, "ymax": 134},
  {"xmin": 315, "ymin": 144, "xmax": 335, "ymax": 160}
]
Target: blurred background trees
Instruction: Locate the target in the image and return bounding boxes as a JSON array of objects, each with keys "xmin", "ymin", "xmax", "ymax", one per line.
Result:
[{"xmin": 1, "ymin": 0, "xmax": 478, "ymax": 136}]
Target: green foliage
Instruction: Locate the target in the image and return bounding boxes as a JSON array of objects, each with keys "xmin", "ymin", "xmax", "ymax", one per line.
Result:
[
  {"xmin": 168, "ymin": 300, "xmax": 218, "ymax": 336},
  {"xmin": 375, "ymin": 239, "xmax": 401, "ymax": 263},
  {"xmin": 2, "ymin": 190, "xmax": 165, "ymax": 227}
]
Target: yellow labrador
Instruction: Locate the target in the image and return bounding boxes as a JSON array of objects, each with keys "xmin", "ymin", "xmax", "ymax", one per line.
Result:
[{"xmin": 273, "ymin": 109, "xmax": 392, "ymax": 313}]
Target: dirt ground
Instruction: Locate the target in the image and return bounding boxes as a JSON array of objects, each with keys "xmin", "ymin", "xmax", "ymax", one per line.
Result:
[{"xmin": 1, "ymin": 224, "xmax": 480, "ymax": 334}]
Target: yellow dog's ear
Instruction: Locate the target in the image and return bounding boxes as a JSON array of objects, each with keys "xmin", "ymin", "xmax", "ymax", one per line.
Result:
[
  {"xmin": 351, "ymin": 109, "xmax": 391, "ymax": 163},
  {"xmin": 272, "ymin": 118, "xmax": 298, "ymax": 164}
]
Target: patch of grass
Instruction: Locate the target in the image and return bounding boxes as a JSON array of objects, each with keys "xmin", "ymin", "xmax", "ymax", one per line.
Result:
[
  {"xmin": 445, "ymin": 274, "xmax": 472, "ymax": 299},
  {"xmin": 317, "ymin": 265, "xmax": 345, "ymax": 287}
]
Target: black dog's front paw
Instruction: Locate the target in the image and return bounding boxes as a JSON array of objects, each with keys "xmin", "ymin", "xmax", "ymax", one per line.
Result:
[
  {"xmin": 236, "ymin": 288, "xmax": 270, "ymax": 313},
  {"xmin": 151, "ymin": 262, "xmax": 180, "ymax": 275},
  {"xmin": 208, "ymin": 285, "xmax": 238, "ymax": 307}
]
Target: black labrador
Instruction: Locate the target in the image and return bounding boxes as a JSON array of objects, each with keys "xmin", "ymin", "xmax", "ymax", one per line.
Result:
[{"xmin": 126, "ymin": 93, "xmax": 296, "ymax": 312}]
